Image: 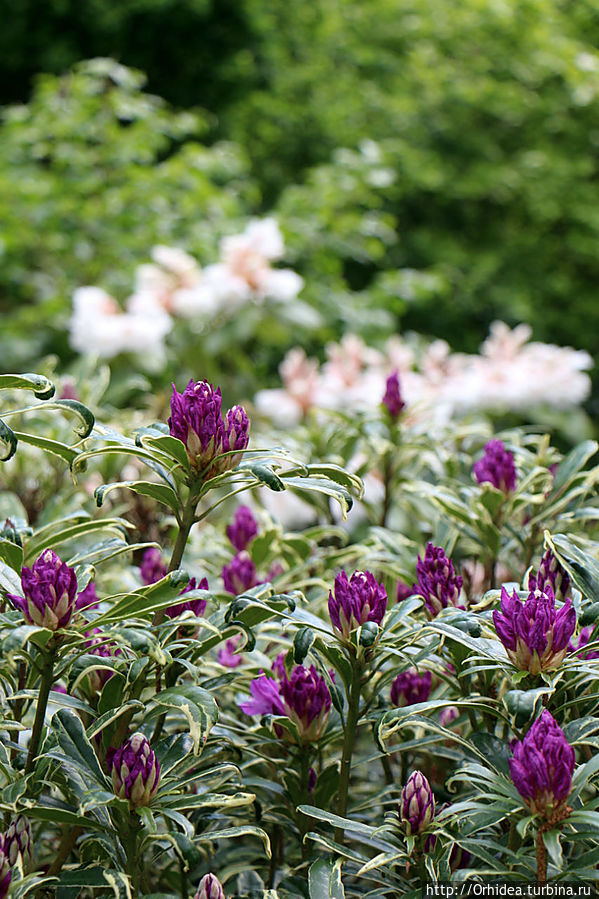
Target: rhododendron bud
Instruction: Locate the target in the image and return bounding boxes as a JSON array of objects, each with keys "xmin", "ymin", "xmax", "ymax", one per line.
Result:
[
  {"xmin": 194, "ymin": 873, "xmax": 225, "ymax": 899},
  {"xmin": 328, "ymin": 570, "xmax": 387, "ymax": 638},
  {"xmin": 220, "ymin": 405, "xmax": 250, "ymax": 471},
  {"xmin": 111, "ymin": 732, "xmax": 160, "ymax": 808},
  {"xmin": 140, "ymin": 547, "xmax": 167, "ymax": 586},
  {"xmin": 382, "ymin": 370, "xmax": 406, "ymax": 418},
  {"xmin": 509, "ymin": 710, "xmax": 575, "ymax": 818},
  {"xmin": 390, "ymin": 669, "xmax": 432, "ymax": 707},
  {"xmin": 165, "ymin": 577, "xmax": 208, "ymax": 619},
  {"xmin": 222, "ymin": 552, "xmax": 259, "ymax": 595},
  {"xmin": 5, "ymin": 815, "xmax": 31, "ymax": 868},
  {"xmin": 8, "ymin": 550, "xmax": 79, "ymax": 630},
  {"xmin": 414, "ymin": 543, "xmax": 463, "ymax": 619},
  {"xmin": 529, "ymin": 549, "xmax": 571, "ymax": 603},
  {"xmin": 226, "ymin": 506, "xmax": 259, "ymax": 552},
  {"xmin": 168, "ymin": 379, "xmax": 225, "ymax": 471},
  {"xmin": 240, "ymin": 665, "xmax": 331, "ymax": 743},
  {"xmin": 0, "ymin": 836, "xmax": 11, "ymax": 898},
  {"xmin": 493, "ymin": 585, "xmax": 576, "ymax": 675},
  {"xmin": 473, "ymin": 439, "xmax": 517, "ymax": 493},
  {"xmin": 279, "ymin": 665, "xmax": 332, "ymax": 742},
  {"xmin": 239, "ymin": 674, "xmax": 286, "ymax": 717},
  {"xmin": 400, "ymin": 771, "xmax": 435, "ymax": 837}
]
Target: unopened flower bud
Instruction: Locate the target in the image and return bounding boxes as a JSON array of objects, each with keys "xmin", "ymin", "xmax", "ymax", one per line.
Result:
[
  {"xmin": 400, "ymin": 771, "xmax": 435, "ymax": 837},
  {"xmin": 473, "ymin": 439, "xmax": 517, "ymax": 493},
  {"xmin": 328, "ymin": 570, "xmax": 387, "ymax": 639},
  {"xmin": 493, "ymin": 585, "xmax": 576, "ymax": 675},
  {"xmin": 382, "ymin": 370, "xmax": 406, "ymax": 419},
  {"xmin": 5, "ymin": 815, "xmax": 31, "ymax": 868},
  {"xmin": 391, "ymin": 669, "xmax": 432, "ymax": 707},
  {"xmin": 414, "ymin": 543, "xmax": 463, "ymax": 619},
  {"xmin": 226, "ymin": 506, "xmax": 259, "ymax": 552},
  {"xmin": 111, "ymin": 732, "xmax": 160, "ymax": 808},
  {"xmin": 8, "ymin": 549, "xmax": 79, "ymax": 630},
  {"xmin": 509, "ymin": 710, "xmax": 575, "ymax": 818},
  {"xmin": 194, "ymin": 873, "xmax": 225, "ymax": 899}
]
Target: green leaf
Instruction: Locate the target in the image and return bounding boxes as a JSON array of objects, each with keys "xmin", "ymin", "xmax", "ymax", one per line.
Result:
[
  {"xmin": 0, "ymin": 419, "xmax": 17, "ymax": 461},
  {"xmin": 149, "ymin": 684, "xmax": 218, "ymax": 754},
  {"xmin": 11, "ymin": 431, "xmax": 79, "ymax": 465},
  {"xmin": 294, "ymin": 626, "xmax": 315, "ymax": 664},
  {"xmin": 546, "ymin": 532, "xmax": 599, "ymax": 604},
  {"xmin": 197, "ymin": 824, "xmax": 271, "ymax": 857},
  {"xmin": 281, "ymin": 476, "xmax": 353, "ymax": 519},
  {"xmin": 89, "ymin": 570, "xmax": 192, "ymax": 627},
  {"xmin": 240, "ymin": 461, "xmax": 285, "ymax": 491},
  {"xmin": 52, "ymin": 709, "xmax": 108, "ymax": 787},
  {"xmin": 9, "ymin": 399, "xmax": 94, "ymax": 439},
  {"xmin": 94, "ymin": 480, "xmax": 180, "ymax": 515},
  {"xmin": 309, "ymin": 858, "xmax": 345, "ymax": 899},
  {"xmin": 549, "ymin": 441, "xmax": 598, "ymax": 497},
  {"xmin": 136, "ymin": 433, "xmax": 190, "ymax": 472},
  {"xmin": 0, "ymin": 373, "xmax": 55, "ymax": 399},
  {"xmin": 0, "ymin": 538, "xmax": 23, "ymax": 572}
]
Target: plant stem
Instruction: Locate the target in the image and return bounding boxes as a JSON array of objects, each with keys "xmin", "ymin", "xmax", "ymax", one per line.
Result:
[
  {"xmin": 380, "ymin": 453, "xmax": 393, "ymax": 528},
  {"xmin": 47, "ymin": 825, "xmax": 83, "ymax": 876},
  {"xmin": 25, "ymin": 643, "xmax": 55, "ymax": 776},
  {"xmin": 152, "ymin": 493, "xmax": 198, "ymax": 627},
  {"xmin": 536, "ymin": 828, "xmax": 547, "ymax": 885},
  {"xmin": 334, "ymin": 658, "xmax": 362, "ymax": 842},
  {"xmin": 123, "ymin": 814, "xmax": 143, "ymax": 893}
]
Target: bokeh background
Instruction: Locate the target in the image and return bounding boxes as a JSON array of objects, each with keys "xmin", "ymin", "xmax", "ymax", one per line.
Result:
[{"xmin": 1, "ymin": 0, "xmax": 599, "ymax": 422}]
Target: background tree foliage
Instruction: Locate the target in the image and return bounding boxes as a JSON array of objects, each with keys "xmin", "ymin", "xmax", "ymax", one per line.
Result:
[{"xmin": 1, "ymin": 0, "xmax": 599, "ymax": 383}]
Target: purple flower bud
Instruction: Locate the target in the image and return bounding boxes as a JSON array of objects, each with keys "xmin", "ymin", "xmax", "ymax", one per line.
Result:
[
  {"xmin": 382, "ymin": 370, "xmax": 406, "ymax": 419},
  {"xmin": 165, "ymin": 577, "xmax": 208, "ymax": 620},
  {"xmin": 473, "ymin": 439, "xmax": 517, "ymax": 493},
  {"xmin": 240, "ymin": 665, "xmax": 332, "ymax": 743},
  {"xmin": 390, "ymin": 669, "xmax": 432, "ymax": 707},
  {"xmin": 168, "ymin": 379, "xmax": 225, "ymax": 472},
  {"xmin": 220, "ymin": 405, "xmax": 250, "ymax": 472},
  {"xmin": 569, "ymin": 626, "xmax": 599, "ymax": 660},
  {"xmin": 328, "ymin": 570, "xmax": 387, "ymax": 638},
  {"xmin": 218, "ymin": 635, "xmax": 243, "ymax": 667},
  {"xmin": 5, "ymin": 815, "xmax": 31, "ymax": 868},
  {"xmin": 400, "ymin": 771, "xmax": 435, "ymax": 837},
  {"xmin": 239, "ymin": 673, "xmax": 286, "ymax": 717},
  {"xmin": 194, "ymin": 873, "xmax": 226, "ymax": 899},
  {"xmin": 529, "ymin": 550, "xmax": 571, "ymax": 603},
  {"xmin": 111, "ymin": 732, "xmax": 160, "ymax": 808},
  {"xmin": 8, "ymin": 550, "xmax": 78, "ymax": 630},
  {"xmin": 440, "ymin": 706, "xmax": 459, "ymax": 728},
  {"xmin": 0, "ymin": 836, "xmax": 11, "ymax": 899},
  {"xmin": 414, "ymin": 543, "xmax": 464, "ymax": 620},
  {"xmin": 75, "ymin": 581, "xmax": 99, "ymax": 612},
  {"xmin": 222, "ymin": 552, "xmax": 259, "ymax": 595},
  {"xmin": 140, "ymin": 548, "xmax": 167, "ymax": 586},
  {"xmin": 493, "ymin": 585, "xmax": 576, "ymax": 675},
  {"xmin": 226, "ymin": 506, "xmax": 259, "ymax": 552},
  {"xmin": 509, "ymin": 710, "xmax": 575, "ymax": 817},
  {"xmin": 279, "ymin": 665, "xmax": 332, "ymax": 742}
]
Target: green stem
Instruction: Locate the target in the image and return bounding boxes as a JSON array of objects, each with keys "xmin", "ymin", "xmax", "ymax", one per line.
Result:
[
  {"xmin": 25, "ymin": 644, "xmax": 55, "ymax": 776},
  {"xmin": 380, "ymin": 453, "xmax": 393, "ymax": 528},
  {"xmin": 298, "ymin": 750, "xmax": 311, "ymax": 860},
  {"xmin": 152, "ymin": 492, "xmax": 198, "ymax": 627},
  {"xmin": 122, "ymin": 814, "xmax": 143, "ymax": 892},
  {"xmin": 334, "ymin": 658, "xmax": 362, "ymax": 842}
]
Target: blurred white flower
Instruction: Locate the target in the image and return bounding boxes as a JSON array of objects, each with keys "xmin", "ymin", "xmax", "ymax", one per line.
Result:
[{"xmin": 70, "ymin": 286, "xmax": 172, "ymax": 359}]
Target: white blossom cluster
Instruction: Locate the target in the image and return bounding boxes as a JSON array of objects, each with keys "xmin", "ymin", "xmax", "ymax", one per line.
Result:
[
  {"xmin": 255, "ymin": 322, "xmax": 593, "ymax": 426},
  {"xmin": 69, "ymin": 218, "xmax": 303, "ymax": 358}
]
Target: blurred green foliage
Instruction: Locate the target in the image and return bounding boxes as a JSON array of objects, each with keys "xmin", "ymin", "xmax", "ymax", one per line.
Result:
[{"xmin": 2, "ymin": 0, "xmax": 599, "ymax": 378}]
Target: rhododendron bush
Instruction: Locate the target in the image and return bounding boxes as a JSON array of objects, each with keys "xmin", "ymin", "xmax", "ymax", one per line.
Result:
[{"xmin": 0, "ymin": 365, "xmax": 597, "ymax": 898}]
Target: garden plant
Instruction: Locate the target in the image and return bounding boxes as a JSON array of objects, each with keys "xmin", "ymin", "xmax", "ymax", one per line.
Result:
[{"xmin": 0, "ymin": 364, "xmax": 597, "ymax": 897}]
